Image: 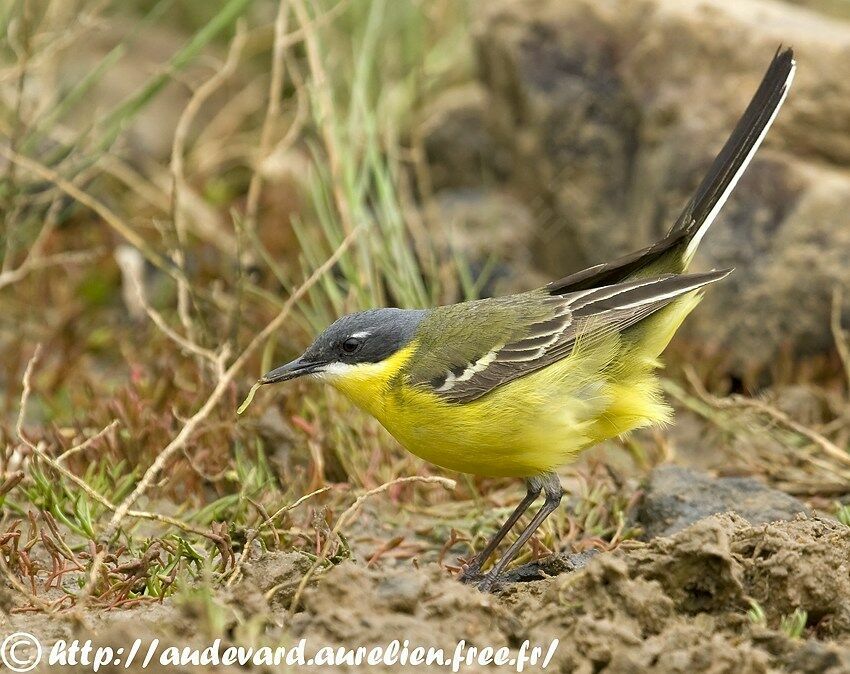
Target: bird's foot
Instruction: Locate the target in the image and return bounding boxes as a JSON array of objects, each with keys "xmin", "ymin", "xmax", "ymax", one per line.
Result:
[
  {"xmin": 457, "ymin": 563, "xmax": 483, "ymax": 584},
  {"xmin": 476, "ymin": 572, "xmax": 502, "ymax": 593},
  {"xmin": 458, "ymin": 562, "xmax": 502, "ymax": 592}
]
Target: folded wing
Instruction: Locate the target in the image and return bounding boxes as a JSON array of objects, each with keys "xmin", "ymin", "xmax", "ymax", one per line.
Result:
[{"xmin": 420, "ymin": 270, "xmax": 730, "ymax": 403}]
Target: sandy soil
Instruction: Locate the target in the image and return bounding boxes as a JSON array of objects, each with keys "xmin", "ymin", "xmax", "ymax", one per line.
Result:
[{"xmin": 7, "ymin": 512, "xmax": 850, "ymax": 673}]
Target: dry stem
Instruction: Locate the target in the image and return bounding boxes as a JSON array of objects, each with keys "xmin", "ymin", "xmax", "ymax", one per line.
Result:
[
  {"xmin": 286, "ymin": 475, "xmax": 456, "ymax": 618},
  {"xmin": 260, "ymin": 486, "xmax": 331, "ymax": 531},
  {"xmin": 291, "ymin": 0, "xmax": 355, "ymax": 236},
  {"xmin": 56, "ymin": 420, "xmax": 120, "ymax": 464},
  {"xmin": 127, "ymin": 268, "xmax": 219, "ymax": 364},
  {"xmin": 684, "ymin": 366, "xmax": 850, "ymax": 468},
  {"xmin": 831, "ymin": 286, "xmax": 850, "ymax": 393},
  {"xmin": 0, "ymin": 249, "xmax": 101, "ymax": 291},
  {"xmin": 244, "ymin": 0, "xmax": 290, "ymax": 230},
  {"xmin": 79, "ymin": 226, "xmax": 360, "ymax": 605},
  {"xmin": 170, "ymin": 22, "xmax": 247, "ymax": 346}
]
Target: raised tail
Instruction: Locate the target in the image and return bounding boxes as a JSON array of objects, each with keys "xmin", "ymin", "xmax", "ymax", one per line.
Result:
[
  {"xmin": 673, "ymin": 47, "xmax": 796, "ymax": 264},
  {"xmin": 548, "ymin": 48, "xmax": 795, "ymax": 295}
]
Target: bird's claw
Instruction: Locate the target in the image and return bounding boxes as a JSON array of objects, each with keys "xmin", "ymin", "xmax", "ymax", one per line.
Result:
[
  {"xmin": 457, "ymin": 563, "xmax": 483, "ymax": 584},
  {"xmin": 458, "ymin": 563, "xmax": 502, "ymax": 592},
  {"xmin": 476, "ymin": 573, "xmax": 502, "ymax": 593}
]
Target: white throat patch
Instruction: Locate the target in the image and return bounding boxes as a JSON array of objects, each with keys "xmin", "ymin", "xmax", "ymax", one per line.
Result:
[{"xmin": 313, "ymin": 360, "xmax": 393, "ymax": 381}]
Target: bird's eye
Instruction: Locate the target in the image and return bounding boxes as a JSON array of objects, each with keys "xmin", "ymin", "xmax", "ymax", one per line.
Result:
[{"xmin": 341, "ymin": 337, "xmax": 362, "ymax": 354}]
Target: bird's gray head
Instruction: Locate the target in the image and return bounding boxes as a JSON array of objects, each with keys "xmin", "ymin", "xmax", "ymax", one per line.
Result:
[{"xmin": 260, "ymin": 308, "xmax": 427, "ymax": 384}]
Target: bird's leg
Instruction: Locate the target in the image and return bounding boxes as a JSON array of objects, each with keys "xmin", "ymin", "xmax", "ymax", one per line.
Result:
[
  {"xmin": 458, "ymin": 478, "xmax": 542, "ymax": 583},
  {"xmin": 477, "ymin": 473, "xmax": 564, "ymax": 592}
]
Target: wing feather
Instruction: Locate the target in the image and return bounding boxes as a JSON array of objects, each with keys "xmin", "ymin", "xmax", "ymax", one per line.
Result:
[{"xmin": 418, "ymin": 270, "xmax": 729, "ymax": 403}]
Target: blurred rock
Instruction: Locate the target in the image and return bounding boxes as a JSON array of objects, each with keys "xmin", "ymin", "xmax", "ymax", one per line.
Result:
[
  {"xmin": 436, "ymin": 188, "xmax": 548, "ymax": 295},
  {"xmin": 419, "ymin": 84, "xmax": 508, "ymax": 190},
  {"xmin": 114, "ymin": 245, "xmax": 147, "ymax": 321},
  {"xmin": 636, "ymin": 465, "xmax": 810, "ymax": 538},
  {"xmin": 240, "ymin": 551, "xmax": 314, "ymax": 609},
  {"xmin": 444, "ymin": 0, "xmax": 850, "ymax": 371},
  {"xmin": 768, "ymin": 384, "xmax": 832, "ymax": 427},
  {"xmin": 41, "ymin": 12, "xmax": 239, "ymax": 253},
  {"xmin": 786, "ymin": 640, "xmax": 849, "ymax": 674},
  {"xmin": 53, "ymin": 16, "xmax": 202, "ymax": 160},
  {"xmin": 375, "ymin": 573, "xmax": 428, "ymax": 613}
]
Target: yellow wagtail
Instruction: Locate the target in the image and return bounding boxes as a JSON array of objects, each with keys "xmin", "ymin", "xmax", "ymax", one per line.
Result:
[{"xmin": 257, "ymin": 49, "xmax": 795, "ymax": 590}]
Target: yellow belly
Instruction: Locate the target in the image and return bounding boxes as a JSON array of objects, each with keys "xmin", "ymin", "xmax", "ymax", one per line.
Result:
[
  {"xmin": 379, "ymin": 378, "xmax": 611, "ymax": 477},
  {"xmin": 325, "ymin": 294, "xmax": 699, "ymax": 478},
  {"xmin": 325, "ymin": 343, "xmax": 663, "ymax": 478}
]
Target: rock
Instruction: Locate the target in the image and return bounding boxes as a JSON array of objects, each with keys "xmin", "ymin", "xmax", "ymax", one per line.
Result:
[
  {"xmin": 507, "ymin": 514, "xmax": 850, "ymax": 671},
  {"xmin": 636, "ymin": 465, "xmax": 810, "ymax": 538},
  {"xmin": 767, "ymin": 384, "xmax": 832, "ymax": 427},
  {"xmin": 786, "ymin": 640, "xmax": 850, "ymax": 674},
  {"xmin": 630, "ymin": 514, "xmax": 748, "ymax": 614},
  {"xmin": 436, "ymin": 188, "xmax": 548, "ymax": 295},
  {"xmin": 239, "ymin": 551, "xmax": 314, "ymax": 608},
  {"xmin": 460, "ymin": 0, "xmax": 850, "ymax": 372},
  {"xmin": 290, "ymin": 562, "xmax": 509, "ymax": 648},
  {"xmin": 375, "ymin": 572, "xmax": 427, "ymax": 613},
  {"xmin": 629, "ymin": 514, "xmax": 850, "ymax": 631},
  {"xmin": 419, "ymin": 84, "xmax": 508, "ymax": 190}
]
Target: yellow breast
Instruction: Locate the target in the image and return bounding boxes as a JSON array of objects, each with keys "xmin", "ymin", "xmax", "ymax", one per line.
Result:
[
  {"xmin": 318, "ymin": 336, "xmax": 668, "ymax": 478},
  {"xmin": 316, "ymin": 290, "xmax": 702, "ymax": 478}
]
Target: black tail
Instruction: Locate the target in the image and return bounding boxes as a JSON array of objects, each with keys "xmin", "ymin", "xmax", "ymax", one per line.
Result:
[
  {"xmin": 673, "ymin": 47, "xmax": 795, "ymax": 263},
  {"xmin": 547, "ymin": 48, "xmax": 795, "ymax": 296}
]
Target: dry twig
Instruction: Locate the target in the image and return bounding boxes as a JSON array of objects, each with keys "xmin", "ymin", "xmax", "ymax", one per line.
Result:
[
  {"xmin": 126, "ymin": 267, "xmax": 219, "ymax": 364},
  {"xmin": 79, "ymin": 226, "xmax": 361, "ymax": 606},
  {"xmin": 286, "ymin": 475, "xmax": 456, "ymax": 618},
  {"xmin": 831, "ymin": 286, "xmax": 850, "ymax": 394},
  {"xmin": 684, "ymin": 366, "xmax": 850, "ymax": 468},
  {"xmin": 0, "ymin": 249, "xmax": 101, "ymax": 291},
  {"xmin": 260, "ymin": 486, "xmax": 331, "ymax": 531},
  {"xmin": 244, "ymin": 0, "xmax": 290, "ymax": 230},
  {"xmin": 56, "ymin": 420, "xmax": 120, "ymax": 464},
  {"xmin": 291, "ymin": 0, "xmax": 355, "ymax": 235},
  {"xmin": 170, "ymin": 22, "xmax": 247, "ymax": 346}
]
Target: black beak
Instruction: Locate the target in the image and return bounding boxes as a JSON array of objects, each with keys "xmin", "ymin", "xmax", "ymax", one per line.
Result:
[{"xmin": 260, "ymin": 357, "xmax": 323, "ymax": 384}]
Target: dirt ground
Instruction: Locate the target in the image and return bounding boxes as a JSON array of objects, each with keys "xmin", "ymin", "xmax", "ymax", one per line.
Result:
[
  {"xmin": 288, "ymin": 514, "xmax": 850, "ymax": 673},
  {"xmin": 5, "ymin": 509, "xmax": 849, "ymax": 673},
  {"xmin": 5, "ymin": 403, "xmax": 850, "ymax": 674}
]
